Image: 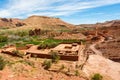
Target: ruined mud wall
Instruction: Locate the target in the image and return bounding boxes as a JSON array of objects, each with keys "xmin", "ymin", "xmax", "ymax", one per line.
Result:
[{"xmin": 27, "ymin": 52, "xmax": 79, "ymax": 61}]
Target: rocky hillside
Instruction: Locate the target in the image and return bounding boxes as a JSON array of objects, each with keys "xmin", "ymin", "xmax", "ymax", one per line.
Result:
[
  {"xmin": 0, "ymin": 18, "xmax": 25, "ymax": 28},
  {"xmin": 0, "ymin": 15, "xmax": 75, "ymax": 30},
  {"xmin": 78, "ymin": 20, "xmax": 120, "ymax": 62},
  {"xmin": 23, "ymin": 15, "xmax": 75, "ymax": 30},
  {"xmin": 77, "ymin": 20, "xmax": 120, "ymax": 28},
  {"xmin": 96, "ymin": 20, "xmax": 120, "ymax": 27}
]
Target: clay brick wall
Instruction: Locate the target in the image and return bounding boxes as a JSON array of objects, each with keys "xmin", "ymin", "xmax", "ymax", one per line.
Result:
[
  {"xmin": 59, "ymin": 55, "xmax": 79, "ymax": 61},
  {"xmin": 27, "ymin": 52, "xmax": 79, "ymax": 61},
  {"xmin": 2, "ymin": 51, "xmax": 79, "ymax": 61}
]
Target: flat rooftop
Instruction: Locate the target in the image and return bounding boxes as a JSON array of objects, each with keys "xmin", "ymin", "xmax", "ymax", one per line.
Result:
[
  {"xmin": 26, "ymin": 45, "xmax": 51, "ymax": 54},
  {"xmin": 52, "ymin": 44, "xmax": 80, "ymax": 52}
]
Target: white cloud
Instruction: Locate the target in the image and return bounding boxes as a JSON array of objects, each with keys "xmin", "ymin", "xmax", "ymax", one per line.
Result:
[{"xmin": 0, "ymin": 0, "xmax": 120, "ymax": 18}]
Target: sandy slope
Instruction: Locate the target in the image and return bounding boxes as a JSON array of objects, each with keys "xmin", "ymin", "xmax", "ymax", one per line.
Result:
[{"xmin": 83, "ymin": 55, "xmax": 120, "ymax": 80}]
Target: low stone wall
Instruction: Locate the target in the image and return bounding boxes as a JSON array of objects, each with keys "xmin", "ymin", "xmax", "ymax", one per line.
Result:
[
  {"xmin": 27, "ymin": 52, "xmax": 79, "ymax": 61},
  {"xmin": 1, "ymin": 50, "xmax": 79, "ymax": 61},
  {"xmin": 109, "ymin": 57, "xmax": 120, "ymax": 62},
  {"xmin": 60, "ymin": 55, "xmax": 79, "ymax": 61},
  {"xmin": 1, "ymin": 51, "xmax": 19, "ymax": 57}
]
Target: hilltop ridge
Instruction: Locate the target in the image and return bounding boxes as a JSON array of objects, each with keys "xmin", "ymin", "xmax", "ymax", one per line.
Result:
[
  {"xmin": 24, "ymin": 15, "xmax": 75, "ymax": 30},
  {"xmin": 77, "ymin": 20, "xmax": 120, "ymax": 28},
  {"xmin": 0, "ymin": 15, "xmax": 75, "ymax": 30}
]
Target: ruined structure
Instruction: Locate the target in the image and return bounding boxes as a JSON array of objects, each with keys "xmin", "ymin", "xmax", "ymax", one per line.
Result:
[
  {"xmin": 26, "ymin": 43, "xmax": 83, "ymax": 61},
  {"xmin": 1, "ymin": 43, "xmax": 84, "ymax": 61},
  {"xmin": 51, "ymin": 43, "xmax": 79, "ymax": 56}
]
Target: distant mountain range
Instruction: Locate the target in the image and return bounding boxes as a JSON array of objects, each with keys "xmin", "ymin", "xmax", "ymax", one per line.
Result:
[
  {"xmin": 0, "ymin": 15, "xmax": 75, "ymax": 30},
  {"xmin": 0, "ymin": 15, "xmax": 120, "ymax": 30},
  {"xmin": 0, "ymin": 18, "xmax": 25, "ymax": 28},
  {"xmin": 77, "ymin": 20, "xmax": 120, "ymax": 28}
]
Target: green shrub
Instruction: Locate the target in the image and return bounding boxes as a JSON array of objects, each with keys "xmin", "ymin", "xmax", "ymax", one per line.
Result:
[
  {"xmin": 38, "ymin": 42, "xmax": 59, "ymax": 49},
  {"xmin": 59, "ymin": 64, "xmax": 65, "ymax": 71},
  {"xmin": 51, "ymin": 52, "xmax": 60, "ymax": 63},
  {"xmin": 47, "ymin": 42, "xmax": 59, "ymax": 49},
  {"xmin": 75, "ymin": 70, "xmax": 80, "ymax": 76},
  {"xmin": 23, "ymin": 60, "xmax": 34, "ymax": 67},
  {"xmin": 91, "ymin": 73, "xmax": 103, "ymax": 80},
  {"xmin": 38, "ymin": 43, "xmax": 47, "ymax": 49},
  {"xmin": 42, "ymin": 60, "xmax": 52, "ymax": 70},
  {"xmin": 0, "ymin": 35, "xmax": 8, "ymax": 42},
  {"xmin": 0, "ymin": 56, "xmax": 6, "ymax": 70},
  {"xmin": 0, "ymin": 42, "xmax": 7, "ymax": 48},
  {"xmin": 12, "ymin": 50, "xmax": 24, "ymax": 57},
  {"xmin": 60, "ymin": 39, "xmax": 86, "ymax": 44},
  {"xmin": 9, "ymin": 60, "xmax": 34, "ymax": 67},
  {"xmin": 15, "ymin": 31, "xmax": 29, "ymax": 37}
]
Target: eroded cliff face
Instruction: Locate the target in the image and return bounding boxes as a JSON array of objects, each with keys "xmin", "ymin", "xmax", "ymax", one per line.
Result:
[{"xmin": 83, "ymin": 55, "xmax": 120, "ymax": 80}]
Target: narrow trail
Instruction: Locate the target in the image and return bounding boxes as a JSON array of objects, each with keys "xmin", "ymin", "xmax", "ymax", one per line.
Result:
[{"xmin": 89, "ymin": 43, "xmax": 102, "ymax": 56}]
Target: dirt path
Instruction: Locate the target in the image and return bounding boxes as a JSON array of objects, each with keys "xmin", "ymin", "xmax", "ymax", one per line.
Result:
[
  {"xmin": 83, "ymin": 55, "xmax": 120, "ymax": 80},
  {"xmin": 89, "ymin": 43, "xmax": 102, "ymax": 56}
]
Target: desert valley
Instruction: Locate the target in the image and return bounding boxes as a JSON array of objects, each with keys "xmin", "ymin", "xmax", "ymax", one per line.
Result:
[{"xmin": 0, "ymin": 15, "xmax": 120, "ymax": 80}]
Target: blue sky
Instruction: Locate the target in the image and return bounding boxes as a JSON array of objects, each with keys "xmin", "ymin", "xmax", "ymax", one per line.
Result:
[{"xmin": 0, "ymin": 0, "xmax": 120, "ymax": 24}]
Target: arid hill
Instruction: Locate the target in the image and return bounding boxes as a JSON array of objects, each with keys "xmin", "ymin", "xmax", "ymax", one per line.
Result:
[
  {"xmin": 78, "ymin": 20, "xmax": 120, "ymax": 62},
  {"xmin": 0, "ymin": 18, "xmax": 25, "ymax": 28},
  {"xmin": 77, "ymin": 20, "xmax": 120, "ymax": 28},
  {"xmin": 96, "ymin": 20, "xmax": 120, "ymax": 27},
  {"xmin": 0, "ymin": 15, "xmax": 75, "ymax": 30},
  {"xmin": 23, "ymin": 15, "xmax": 75, "ymax": 30}
]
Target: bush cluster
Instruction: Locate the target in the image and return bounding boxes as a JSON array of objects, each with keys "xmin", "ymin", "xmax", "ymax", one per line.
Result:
[
  {"xmin": 60, "ymin": 39, "xmax": 86, "ymax": 44},
  {"xmin": 0, "ymin": 35, "xmax": 8, "ymax": 42},
  {"xmin": 59, "ymin": 64, "xmax": 65, "ymax": 71},
  {"xmin": 14, "ymin": 31, "xmax": 29, "ymax": 37},
  {"xmin": 51, "ymin": 51, "xmax": 60, "ymax": 63},
  {"xmin": 37, "ymin": 39, "xmax": 86, "ymax": 49},
  {"xmin": 91, "ymin": 73, "xmax": 103, "ymax": 80},
  {"xmin": 12, "ymin": 50, "xmax": 25, "ymax": 57},
  {"xmin": 42, "ymin": 60, "xmax": 52, "ymax": 70},
  {"xmin": 75, "ymin": 70, "xmax": 80, "ymax": 76},
  {"xmin": 38, "ymin": 42, "xmax": 59, "ymax": 49}
]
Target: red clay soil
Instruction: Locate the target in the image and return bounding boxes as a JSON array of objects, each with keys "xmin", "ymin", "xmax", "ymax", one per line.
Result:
[{"xmin": 0, "ymin": 67, "xmax": 85, "ymax": 80}]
